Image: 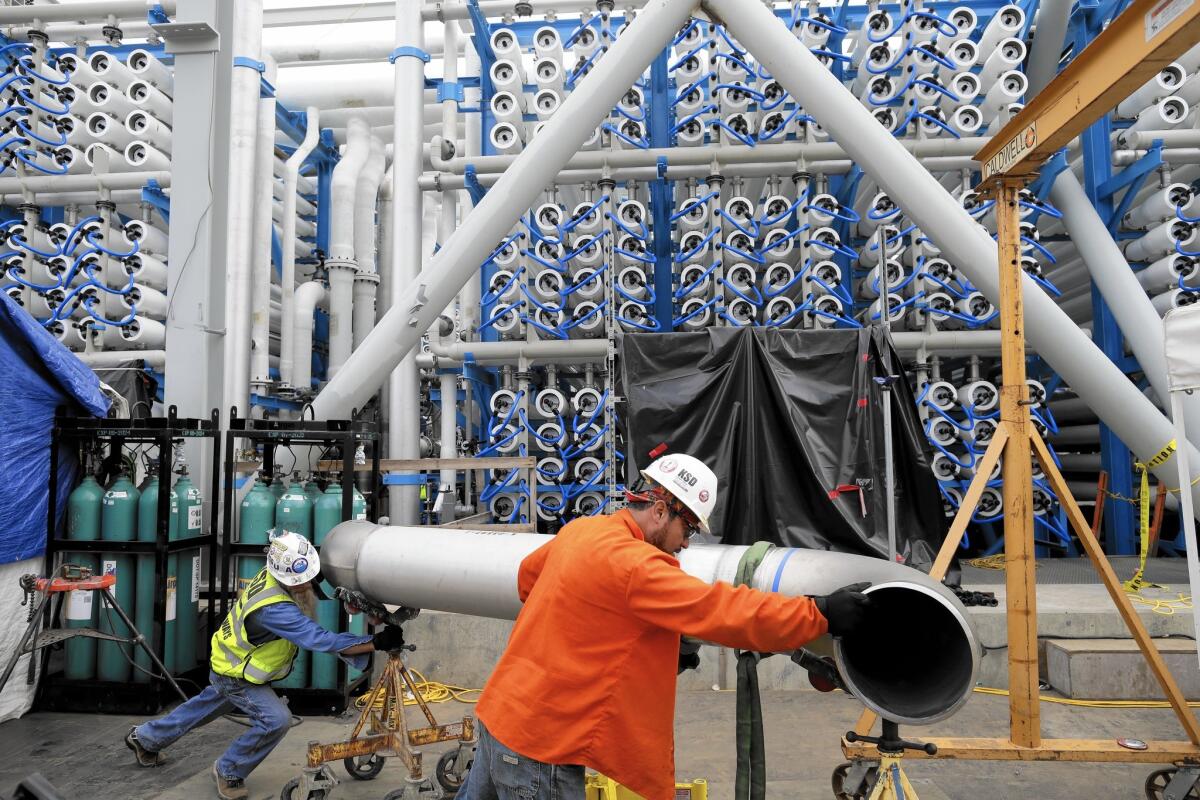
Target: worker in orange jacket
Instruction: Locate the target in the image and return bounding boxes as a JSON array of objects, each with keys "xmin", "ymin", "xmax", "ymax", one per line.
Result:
[{"xmin": 456, "ymin": 453, "xmax": 872, "ymax": 800}]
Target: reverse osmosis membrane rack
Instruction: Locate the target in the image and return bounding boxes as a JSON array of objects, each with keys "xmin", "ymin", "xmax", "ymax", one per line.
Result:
[{"xmin": 4, "ymin": 0, "xmax": 1200, "ymax": 557}]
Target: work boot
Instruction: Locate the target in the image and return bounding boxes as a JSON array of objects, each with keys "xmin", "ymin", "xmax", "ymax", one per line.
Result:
[
  {"xmin": 212, "ymin": 763, "xmax": 248, "ymax": 800},
  {"xmin": 124, "ymin": 726, "xmax": 166, "ymax": 767}
]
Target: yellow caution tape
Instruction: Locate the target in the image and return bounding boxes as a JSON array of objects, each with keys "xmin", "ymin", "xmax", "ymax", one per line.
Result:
[{"xmin": 1125, "ymin": 440, "xmax": 1176, "ymax": 593}]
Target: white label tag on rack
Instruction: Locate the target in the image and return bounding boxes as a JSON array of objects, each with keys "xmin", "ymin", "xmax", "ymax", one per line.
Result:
[
  {"xmin": 191, "ymin": 556, "xmax": 201, "ymax": 603},
  {"xmin": 166, "ymin": 576, "xmax": 177, "ymax": 622}
]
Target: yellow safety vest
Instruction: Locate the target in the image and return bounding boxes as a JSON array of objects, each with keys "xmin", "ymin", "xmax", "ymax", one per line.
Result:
[{"xmin": 210, "ymin": 568, "xmax": 299, "ymax": 684}]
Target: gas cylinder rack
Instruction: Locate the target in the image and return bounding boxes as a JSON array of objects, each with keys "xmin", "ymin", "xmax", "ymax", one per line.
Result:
[
  {"xmin": 40, "ymin": 406, "xmax": 221, "ymax": 714},
  {"xmin": 220, "ymin": 409, "xmax": 381, "ymax": 715}
]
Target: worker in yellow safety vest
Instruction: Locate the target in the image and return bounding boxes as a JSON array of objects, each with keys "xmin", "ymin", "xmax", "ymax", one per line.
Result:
[{"xmin": 125, "ymin": 530, "xmax": 405, "ymax": 800}]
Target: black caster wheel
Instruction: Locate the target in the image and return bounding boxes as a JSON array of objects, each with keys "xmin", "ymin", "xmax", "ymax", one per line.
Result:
[
  {"xmin": 1146, "ymin": 768, "xmax": 1200, "ymax": 799},
  {"xmin": 436, "ymin": 749, "xmax": 472, "ymax": 795},
  {"xmin": 279, "ymin": 778, "xmax": 329, "ymax": 800},
  {"xmin": 344, "ymin": 753, "xmax": 386, "ymax": 780},
  {"xmin": 832, "ymin": 762, "xmax": 860, "ymax": 800}
]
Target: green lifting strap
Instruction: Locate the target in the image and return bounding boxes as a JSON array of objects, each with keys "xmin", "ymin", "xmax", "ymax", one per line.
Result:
[{"xmin": 733, "ymin": 541, "xmax": 775, "ymax": 800}]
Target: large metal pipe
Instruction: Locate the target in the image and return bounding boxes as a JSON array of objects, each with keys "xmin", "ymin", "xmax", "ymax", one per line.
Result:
[
  {"xmin": 704, "ymin": 0, "xmax": 1200, "ymax": 515},
  {"xmin": 1050, "ymin": 170, "xmax": 1200, "ymax": 448},
  {"xmin": 322, "ymin": 522, "xmax": 980, "ymax": 726},
  {"xmin": 311, "ymin": 0, "xmax": 700, "ymax": 421}
]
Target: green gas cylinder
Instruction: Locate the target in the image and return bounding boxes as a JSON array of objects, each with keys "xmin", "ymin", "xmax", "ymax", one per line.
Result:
[
  {"xmin": 304, "ymin": 476, "xmax": 322, "ymax": 507},
  {"xmin": 98, "ymin": 471, "xmax": 139, "ymax": 682},
  {"xmin": 238, "ymin": 476, "xmax": 275, "ymax": 589},
  {"xmin": 173, "ymin": 466, "xmax": 203, "ymax": 672},
  {"xmin": 273, "ymin": 476, "xmax": 314, "ymax": 688},
  {"xmin": 310, "ymin": 482, "xmax": 345, "ymax": 689},
  {"xmin": 269, "ymin": 467, "xmax": 287, "ymax": 500},
  {"xmin": 133, "ymin": 469, "xmax": 173, "ymax": 681},
  {"xmin": 275, "ymin": 476, "xmax": 314, "ymax": 538},
  {"xmin": 65, "ymin": 474, "xmax": 103, "ymax": 680}
]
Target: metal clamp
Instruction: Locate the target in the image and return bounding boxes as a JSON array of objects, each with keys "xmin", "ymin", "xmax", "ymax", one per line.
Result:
[
  {"xmin": 232, "ymin": 56, "xmax": 266, "ymax": 73},
  {"xmin": 389, "ymin": 46, "xmax": 431, "ymax": 64}
]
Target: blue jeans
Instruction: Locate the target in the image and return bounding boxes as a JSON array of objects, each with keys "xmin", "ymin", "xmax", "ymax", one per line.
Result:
[
  {"xmin": 457, "ymin": 721, "xmax": 585, "ymax": 800},
  {"xmin": 135, "ymin": 671, "xmax": 291, "ymax": 781}
]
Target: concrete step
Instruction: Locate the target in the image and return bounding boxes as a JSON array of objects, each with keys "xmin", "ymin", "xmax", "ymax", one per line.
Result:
[{"xmin": 1046, "ymin": 638, "xmax": 1200, "ymax": 700}]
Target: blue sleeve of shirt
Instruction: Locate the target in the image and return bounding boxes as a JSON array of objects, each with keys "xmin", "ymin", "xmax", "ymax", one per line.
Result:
[{"xmin": 251, "ymin": 603, "xmax": 374, "ymax": 671}]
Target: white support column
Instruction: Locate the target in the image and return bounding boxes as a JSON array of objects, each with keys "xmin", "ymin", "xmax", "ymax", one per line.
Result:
[
  {"xmin": 312, "ymin": 0, "xmax": 701, "ymax": 423},
  {"xmin": 703, "ymin": 0, "xmax": 1200, "ymax": 512}
]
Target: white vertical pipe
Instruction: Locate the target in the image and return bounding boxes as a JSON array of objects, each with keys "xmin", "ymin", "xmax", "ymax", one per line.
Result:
[
  {"xmin": 312, "ymin": 0, "xmax": 699, "ymax": 423},
  {"xmin": 221, "ymin": 0, "xmax": 265, "ymax": 421},
  {"xmin": 327, "ymin": 116, "xmax": 371, "ymax": 378},
  {"xmin": 439, "ymin": 370, "xmax": 458, "ymax": 521},
  {"xmin": 353, "ymin": 136, "xmax": 387, "ymax": 348},
  {"xmin": 279, "ymin": 107, "xmax": 320, "ymax": 390},
  {"xmin": 376, "ymin": 162, "xmax": 395, "ymax": 325},
  {"xmin": 292, "ymin": 281, "xmax": 327, "ymax": 392},
  {"xmin": 440, "ymin": 20, "xmax": 462, "ymax": 520},
  {"xmin": 389, "ymin": 0, "xmax": 427, "ymax": 523},
  {"xmin": 250, "ymin": 58, "xmax": 279, "ymax": 392},
  {"xmin": 1050, "ymin": 170, "xmax": 1200, "ymax": 447},
  {"xmin": 703, "ymin": 0, "xmax": 1200, "ymax": 511}
]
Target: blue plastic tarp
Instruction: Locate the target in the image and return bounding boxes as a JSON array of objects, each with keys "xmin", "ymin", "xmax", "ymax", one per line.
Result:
[{"xmin": 0, "ymin": 295, "xmax": 109, "ymax": 564}]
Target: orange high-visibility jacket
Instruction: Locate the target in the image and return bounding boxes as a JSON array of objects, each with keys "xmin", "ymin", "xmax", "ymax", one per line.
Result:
[{"xmin": 474, "ymin": 509, "xmax": 829, "ymax": 800}]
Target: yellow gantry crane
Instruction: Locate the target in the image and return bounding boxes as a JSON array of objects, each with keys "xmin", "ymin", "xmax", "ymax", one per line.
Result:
[{"xmin": 841, "ymin": 2, "xmax": 1200, "ymax": 797}]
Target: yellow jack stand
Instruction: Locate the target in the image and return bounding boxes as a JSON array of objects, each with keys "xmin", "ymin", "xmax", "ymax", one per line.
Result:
[
  {"xmin": 282, "ymin": 649, "xmax": 476, "ymax": 800},
  {"xmin": 834, "ymin": 720, "xmax": 936, "ymax": 800}
]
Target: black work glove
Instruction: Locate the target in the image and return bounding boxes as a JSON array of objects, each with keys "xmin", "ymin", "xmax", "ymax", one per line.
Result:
[
  {"xmin": 371, "ymin": 625, "xmax": 406, "ymax": 652},
  {"xmin": 812, "ymin": 582, "xmax": 873, "ymax": 637},
  {"xmin": 676, "ymin": 642, "xmax": 700, "ymax": 676}
]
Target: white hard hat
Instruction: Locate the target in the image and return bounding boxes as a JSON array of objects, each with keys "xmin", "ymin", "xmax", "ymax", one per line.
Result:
[
  {"xmin": 640, "ymin": 453, "xmax": 717, "ymax": 534},
  {"xmin": 266, "ymin": 529, "xmax": 321, "ymax": 586}
]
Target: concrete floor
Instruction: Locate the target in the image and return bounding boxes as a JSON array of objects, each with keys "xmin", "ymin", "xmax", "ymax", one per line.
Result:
[{"xmin": 0, "ymin": 686, "xmax": 1191, "ymax": 799}]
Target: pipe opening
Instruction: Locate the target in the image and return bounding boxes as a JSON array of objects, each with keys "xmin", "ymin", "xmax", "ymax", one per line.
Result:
[{"xmin": 837, "ymin": 584, "xmax": 976, "ymax": 723}]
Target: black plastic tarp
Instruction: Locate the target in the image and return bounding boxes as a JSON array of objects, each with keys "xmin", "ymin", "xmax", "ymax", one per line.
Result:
[{"xmin": 619, "ymin": 327, "xmax": 948, "ymax": 571}]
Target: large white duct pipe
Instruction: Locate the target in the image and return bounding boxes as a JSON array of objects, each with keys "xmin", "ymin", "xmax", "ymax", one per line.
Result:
[
  {"xmin": 703, "ymin": 0, "xmax": 1200, "ymax": 515},
  {"xmin": 327, "ymin": 116, "xmax": 371, "ymax": 378},
  {"xmin": 309, "ymin": 0, "xmax": 748, "ymax": 422},
  {"xmin": 1025, "ymin": 0, "xmax": 1073, "ymax": 96},
  {"xmin": 1049, "ymin": 170, "xmax": 1200, "ymax": 448},
  {"xmin": 353, "ymin": 136, "xmax": 387, "ymax": 349},
  {"xmin": 221, "ymin": 0, "xmax": 266, "ymax": 422},
  {"xmin": 274, "ymin": 64, "xmax": 440, "ymax": 110},
  {"xmin": 250, "ymin": 59, "xmax": 279, "ymax": 393},
  {"xmin": 322, "ymin": 522, "xmax": 980, "ymax": 726},
  {"xmin": 387, "ymin": 0, "xmax": 430, "ymax": 524},
  {"xmin": 292, "ymin": 281, "xmax": 328, "ymax": 394}
]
